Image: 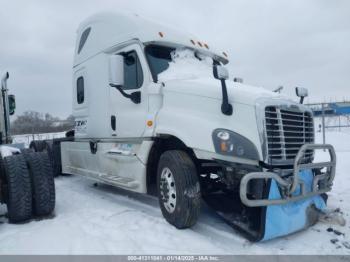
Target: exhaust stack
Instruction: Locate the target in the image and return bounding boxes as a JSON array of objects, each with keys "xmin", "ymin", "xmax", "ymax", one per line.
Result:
[
  {"xmin": 1, "ymin": 72, "xmax": 9, "ymax": 90},
  {"xmin": 1, "ymin": 72, "xmax": 11, "ymax": 144}
]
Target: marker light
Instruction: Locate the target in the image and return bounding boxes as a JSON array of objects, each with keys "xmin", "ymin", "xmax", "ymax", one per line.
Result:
[
  {"xmin": 197, "ymin": 41, "xmax": 203, "ymax": 47},
  {"xmin": 158, "ymin": 32, "xmax": 164, "ymax": 37},
  {"xmin": 190, "ymin": 39, "xmax": 196, "ymax": 45},
  {"xmin": 222, "ymin": 52, "xmax": 228, "ymax": 57},
  {"xmin": 220, "ymin": 141, "xmax": 228, "ymax": 152},
  {"xmin": 204, "ymin": 43, "xmax": 209, "ymax": 49}
]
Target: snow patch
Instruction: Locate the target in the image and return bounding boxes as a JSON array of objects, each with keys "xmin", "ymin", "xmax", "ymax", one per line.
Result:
[
  {"xmin": 0, "ymin": 131, "xmax": 348, "ymax": 254},
  {"xmin": 158, "ymin": 48, "xmax": 214, "ymax": 82},
  {"xmin": 0, "ymin": 145, "xmax": 20, "ymax": 157}
]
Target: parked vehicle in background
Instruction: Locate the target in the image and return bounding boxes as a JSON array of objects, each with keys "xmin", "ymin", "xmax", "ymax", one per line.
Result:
[
  {"xmin": 31, "ymin": 12, "xmax": 336, "ymax": 241},
  {"xmin": 0, "ymin": 72, "xmax": 55, "ymax": 223}
]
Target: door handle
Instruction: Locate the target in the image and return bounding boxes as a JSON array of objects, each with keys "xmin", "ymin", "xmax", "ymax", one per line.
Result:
[{"xmin": 111, "ymin": 115, "xmax": 116, "ymax": 131}]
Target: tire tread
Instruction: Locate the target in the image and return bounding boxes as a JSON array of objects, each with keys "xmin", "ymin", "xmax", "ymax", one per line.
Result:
[
  {"xmin": 3, "ymin": 155, "xmax": 32, "ymax": 223},
  {"xmin": 157, "ymin": 150, "xmax": 201, "ymax": 229},
  {"xmin": 26, "ymin": 152, "xmax": 55, "ymax": 216}
]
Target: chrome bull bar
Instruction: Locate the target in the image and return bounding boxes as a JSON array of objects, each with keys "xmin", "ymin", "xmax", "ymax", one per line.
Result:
[{"xmin": 240, "ymin": 144, "xmax": 336, "ymax": 207}]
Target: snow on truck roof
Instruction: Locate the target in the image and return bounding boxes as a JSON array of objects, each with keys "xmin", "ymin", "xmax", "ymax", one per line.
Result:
[{"xmin": 74, "ymin": 12, "xmax": 229, "ymax": 66}]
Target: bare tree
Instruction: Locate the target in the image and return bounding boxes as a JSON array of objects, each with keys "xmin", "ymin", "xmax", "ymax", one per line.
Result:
[{"xmin": 10, "ymin": 111, "xmax": 74, "ymax": 135}]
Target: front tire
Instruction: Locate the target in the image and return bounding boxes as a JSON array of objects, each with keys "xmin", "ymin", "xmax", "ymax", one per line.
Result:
[{"xmin": 157, "ymin": 150, "xmax": 201, "ymax": 229}]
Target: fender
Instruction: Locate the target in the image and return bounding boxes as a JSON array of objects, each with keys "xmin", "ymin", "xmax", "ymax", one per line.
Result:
[
  {"xmin": 155, "ymin": 109, "xmax": 215, "ymax": 154},
  {"xmin": 155, "ymin": 91, "xmax": 263, "ymax": 160}
]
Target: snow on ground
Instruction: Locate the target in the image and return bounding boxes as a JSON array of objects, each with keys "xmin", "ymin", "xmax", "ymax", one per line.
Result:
[{"xmin": 0, "ymin": 131, "xmax": 349, "ymax": 254}]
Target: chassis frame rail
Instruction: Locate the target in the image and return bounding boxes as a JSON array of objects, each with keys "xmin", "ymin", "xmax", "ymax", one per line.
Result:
[{"xmin": 240, "ymin": 144, "xmax": 336, "ymax": 207}]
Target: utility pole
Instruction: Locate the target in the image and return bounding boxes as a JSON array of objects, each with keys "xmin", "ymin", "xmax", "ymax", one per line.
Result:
[{"xmin": 322, "ymin": 103, "xmax": 326, "ymax": 145}]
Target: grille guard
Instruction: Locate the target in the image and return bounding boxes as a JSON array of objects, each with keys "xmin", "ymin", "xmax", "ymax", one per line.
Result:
[{"xmin": 240, "ymin": 144, "xmax": 336, "ymax": 207}]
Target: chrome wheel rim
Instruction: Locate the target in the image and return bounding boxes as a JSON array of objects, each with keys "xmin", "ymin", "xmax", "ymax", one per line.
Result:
[{"xmin": 160, "ymin": 167, "xmax": 177, "ymax": 213}]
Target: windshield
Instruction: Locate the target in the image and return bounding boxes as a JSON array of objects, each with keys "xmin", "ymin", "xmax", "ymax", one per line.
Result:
[{"xmin": 145, "ymin": 44, "xmax": 218, "ymax": 82}]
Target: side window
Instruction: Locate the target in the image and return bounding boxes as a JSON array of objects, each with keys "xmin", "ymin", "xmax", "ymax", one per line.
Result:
[
  {"xmin": 78, "ymin": 27, "xmax": 91, "ymax": 54},
  {"xmin": 123, "ymin": 51, "xmax": 143, "ymax": 90},
  {"xmin": 77, "ymin": 77, "xmax": 84, "ymax": 104}
]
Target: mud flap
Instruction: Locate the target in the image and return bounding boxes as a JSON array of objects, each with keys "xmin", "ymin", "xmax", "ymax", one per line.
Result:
[
  {"xmin": 204, "ymin": 169, "xmax": 326, "ymax": 242},
  {"xmin": 262, "ymin": 169, "xmax": 326, "ymax": 241}
]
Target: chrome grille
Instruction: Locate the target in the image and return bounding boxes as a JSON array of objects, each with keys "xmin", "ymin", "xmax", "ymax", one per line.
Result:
[{"xmin": 265, "ymin": 106, "xmax": 314, "ymax": 164}]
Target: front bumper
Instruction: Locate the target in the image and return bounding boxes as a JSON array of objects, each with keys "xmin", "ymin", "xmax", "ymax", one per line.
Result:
[{"xmin": 240, "ymin": 144, "xmax": 336, "ymax": 207}]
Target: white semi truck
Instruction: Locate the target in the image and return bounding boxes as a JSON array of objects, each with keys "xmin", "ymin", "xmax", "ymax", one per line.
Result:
[
  {"xmin": 32, "ymin": 12, "xmax": 336, "ymax": 241},
  {"xmin": 0, "ymin": 72, "xmax": 55, "ymax": 223}
]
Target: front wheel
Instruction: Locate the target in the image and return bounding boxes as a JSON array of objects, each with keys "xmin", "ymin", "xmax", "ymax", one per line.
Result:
[{"xmin": 157, "ymin": 150, "xmax": 201, "ymax": 229}]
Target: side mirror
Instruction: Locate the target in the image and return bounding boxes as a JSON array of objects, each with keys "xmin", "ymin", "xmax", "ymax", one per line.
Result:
[
  {"xmin": 109, "ymin": 54, "xmax": 124, "ymax": 87},
  {"xmin": 109, "ymin": 54, "xmax": 141, "ymax": 104},
  {"xmin": 213, "ymin": 65, "xmax": 232, "ymax": 115},
  {"xmin": 295, "ymin": 87, "xmax": 308, "ymax": 104},
  {"xmin": 213, "ymin": 65, "xmax": 229, "ymax": 80},
  {"xmin": 8, "ymin": 94, "xmax": 15, "ymax": 115}
]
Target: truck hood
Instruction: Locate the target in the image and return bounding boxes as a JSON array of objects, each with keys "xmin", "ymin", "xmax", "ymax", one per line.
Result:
[{"xmin": 162, "ymin": 77, "xmax": 290, "ymax": 106}]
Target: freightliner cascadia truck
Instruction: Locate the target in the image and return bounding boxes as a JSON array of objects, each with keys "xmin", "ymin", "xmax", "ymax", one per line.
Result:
[{"xmin": 31, "ymin": 12, "xmax": 336, "ymax": 241}]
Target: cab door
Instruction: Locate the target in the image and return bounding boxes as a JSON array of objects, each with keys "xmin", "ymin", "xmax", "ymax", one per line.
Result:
[{"xmin": 108, "ymin": 44, "xmax": 150, "ymax": 138}]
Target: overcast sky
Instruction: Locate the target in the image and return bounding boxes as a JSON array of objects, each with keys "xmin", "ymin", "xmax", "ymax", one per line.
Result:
[{"xmin": 0, "ymin": 0, "xmax": 349, "ymax": 118}]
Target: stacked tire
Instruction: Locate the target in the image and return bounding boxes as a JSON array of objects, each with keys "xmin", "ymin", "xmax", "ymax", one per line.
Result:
[
  {"xmin": 2, "ymin": 155, "xmax": 32, "ymax": 223},
  {"xmin": 1, "ymin": 151, "xmax": 55, "ymax": 223},
  {"xmin": 30, "ymin": 140, "xmax": 62, "ymax": 177},
  {"xmin": 29, "ymin": 140, "xmax": 47, "ymax": 153},
  {"xmin": 23, "ymin": 152, "xmax": 55, "ymax": 216}
]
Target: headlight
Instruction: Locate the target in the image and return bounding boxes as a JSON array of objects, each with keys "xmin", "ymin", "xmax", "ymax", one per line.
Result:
[
  {"xmin": 217, "ymin": 130, "xmax": 230, "ymax": 141},
  {"xmin": 212, "ymin": 129, "xmax": 259, "ymax": 160}
]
